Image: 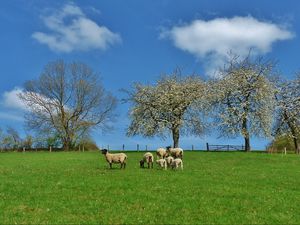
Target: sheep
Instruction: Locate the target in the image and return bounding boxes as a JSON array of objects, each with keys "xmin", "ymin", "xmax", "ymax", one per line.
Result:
[
  {"xmin": 166, "ymin": 156, "xmax": 174, "ymax": 168},
  {"xmin": 101, "ymin": 149, "xmax": 127, "ymax": 169},
  {"xmin": 171, "ymin": 158, "xmax": 183, "ymax": 170},
  {"xmin": 166, "ymin": 146, "xmax": 183, "ymax": 159},
  {"xmin": 156, "ymin": 147, "xmax": 168, "ymax": 159},
  {"xmin": 140, "ymin": 152, "xmax": 154, "ymax": 169},
  {"xmin": 156, "ymin": 159, "xmax": 167, "ymax": 170}
]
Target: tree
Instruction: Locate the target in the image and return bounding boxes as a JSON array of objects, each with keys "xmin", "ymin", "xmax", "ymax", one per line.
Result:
[
  {"xmin": 211, "ymin": 54, "xmax": 276, "ymax": 151},
  {"xmin": 19, "ymin": 60, "xmax": 117, "ymax": 151},
  {"xmin": 6, "ymin": 127, "xmax": 21, "ymax": 150},
  {"xmin": 273, "ymin": 75, "xmax": 300, "ymax": 153},
  {"xmin": 124, "ymin": 71, "xmax": 207, "ymax": 148}
]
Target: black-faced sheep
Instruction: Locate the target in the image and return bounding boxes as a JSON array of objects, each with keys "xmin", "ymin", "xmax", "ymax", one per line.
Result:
[
  {"xmin": 140, "ymin": 152, "xmax": 154, "ymax": 169},
  {"xmin": 171, "ymin": 158, "xmax": 183, "ymax": 170},
  {"xmin": 156, "ymin": 147, "xmax": 168, "ymax": 159},
  {"xmin": 101, "ymin": 149, "xmax": 127, "ymax": 169},
  {"xmin": 166, "ymin": 146, "xmax": 183, "ymax": 159},
  {"xmin": 166, "ymin": 156, "xmax": 174, "ymax": 168},
  {"xmin": 156, "ymin": 159, "xmax": 167, "ymax": 170}
]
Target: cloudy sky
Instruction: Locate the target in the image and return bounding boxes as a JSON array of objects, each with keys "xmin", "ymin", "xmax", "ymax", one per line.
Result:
[{"xmin": 0, "ymin": 0, "xmax": 299, "ymax": 150}]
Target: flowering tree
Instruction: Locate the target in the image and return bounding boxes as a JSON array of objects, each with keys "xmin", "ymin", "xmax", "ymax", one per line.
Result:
[
  {"xmin": 273, "ymin": 75, "xmax": 300, "ymax": 153},
  {"xmin": 211, "ymin": 55, "xmax": 276, "ymax": 151},
  {"xmin": 124, "ymin": 71, "xmax": 207, "ymax": 147}
]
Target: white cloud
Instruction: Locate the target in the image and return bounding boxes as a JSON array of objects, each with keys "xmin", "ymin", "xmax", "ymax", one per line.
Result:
[
  {"xmin": 161, "ymin": 16, "xmax": 294, "ymax": 77},
  {"xmin": 2, "ymin": 88, "xmax": 27, "ymax": 111},
  {"xmin": 32, "ymin": 3, "xmax": 121, "ymax": 53}
]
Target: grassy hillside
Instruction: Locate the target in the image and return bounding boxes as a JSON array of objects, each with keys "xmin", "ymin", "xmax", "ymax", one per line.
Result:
[{"xmin": 1, "ymin": 151, "xmax": 300, "ymax": 224}]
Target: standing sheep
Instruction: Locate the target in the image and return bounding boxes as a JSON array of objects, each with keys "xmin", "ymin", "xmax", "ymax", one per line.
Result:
[
  {"xmin": 140, "ymin": 152, "xmax": 154, "ymax": 169},
  {"xmin": 166, "ymin": 146, "xmax": 183, "ymax": 159},
  {"xmin": 101, "ymin": 149, "xmax": 127, "ymax": 169},
  {"xmin": 171, "ymin": 158, "xmax": 183, "ymax": 170},
  {"xmin": 156, "ymin": 159, "xmax": 167, "ymax": 170},
  {"xmin": 166, "ymin": 156, "xmax": 174, "ymax": 168},
  {"xmin": 156, "ymin": 147, "xmax": 168, "ymax": 159}
]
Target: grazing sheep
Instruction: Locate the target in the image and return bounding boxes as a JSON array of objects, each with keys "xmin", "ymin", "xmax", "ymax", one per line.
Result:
[
  {"xmin": 166, "ymin": 156, "xmax": 174, "ymax": 168},
  {"xmin": 140, "ymin": 152, "xmax": 154, "ymax": 169},
  {"xmin": 156, "ymin": 147, "xmax": 168, "ymax": 159},
  {"xmin": 166, "ymin": 146, "xmax": 183, "ymax": 159},
  {"xmin": 101, "ymin": 149, "xmax": 127, "ymax": 169},
  {"xmin": 171, "ymin": 158, "xmax": 183, "ymax": 170},
  {"xmin": 156, "ymin": 159, "xmax": 167, "ymax": 170}
]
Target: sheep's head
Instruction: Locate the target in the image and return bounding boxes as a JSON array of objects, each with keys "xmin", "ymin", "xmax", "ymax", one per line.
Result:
[
  {"xmin": 139, "ymin": 160, "xmax": 145, "ymax": 168},
  {"xmin": 166, "ymin": 146, "xmax": 172, "ymax": 152},
  {"xmin": 101, "ymin": 149, "xmax": 108, "ymax": 155}
]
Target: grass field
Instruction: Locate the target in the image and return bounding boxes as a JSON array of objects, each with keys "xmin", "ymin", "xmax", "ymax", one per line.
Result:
[{"xmin": 1, "ymin": 151, "xmax": 300, "ymax": 224}]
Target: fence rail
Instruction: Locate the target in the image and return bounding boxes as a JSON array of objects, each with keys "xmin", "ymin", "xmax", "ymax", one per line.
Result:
[{"xmin": 206, "ymin": 143, "xmax": 245, "ymax": 151}]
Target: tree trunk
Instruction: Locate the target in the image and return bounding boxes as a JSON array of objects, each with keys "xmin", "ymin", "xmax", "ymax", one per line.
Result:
[
  {"xmin": 242, "ymin": 117, "xmax": 251, "ymax": 152},
  {"xmin": 244, "ymin": 136, "xmax": 250, "ymax": 152},
  {"xmin": 63, "ymin": 138, "xmax": 71, "ymax": 151},
  {"xmin": 284, "ymin": 112, "xmax": 299, "ymax": 154},
  {"xmin": 172, "ymin": 126, "xmax": 180, "ymax": 148},
  {"xmin": 292, "ymin": 137, "xmax": 299, "ymax": 154}
]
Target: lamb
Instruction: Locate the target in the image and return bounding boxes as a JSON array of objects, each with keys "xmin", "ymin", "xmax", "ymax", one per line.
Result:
[
  {"xmin": 140, "ymin": 152, "xmax": 154, "ymax": 169},
  {"xmin": 156, "ymin": 159, "xmax": 167, "ymax": 170},
  {"xmin": 166, "ymin": 156, "xmax": 174, "ymax": 168},
  {"xmin": 171, "ymin": 158, "xmax": 183, "ymax": 170},
  {"xmin": 156, "ymin": 147, "xmax": 168, "ymax": 159},
  {"xmin": 166, "ymin": 146, "xmax": 183, "ymax": 159},
  {"xmin": 101, "ymin": 149, "xmax": 127, "ymax": 169}
]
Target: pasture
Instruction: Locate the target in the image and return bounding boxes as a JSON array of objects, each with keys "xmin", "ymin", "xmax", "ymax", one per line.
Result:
[{"xmin": 1, "ymin": 151, "xmax": 300, "ymax": 224}]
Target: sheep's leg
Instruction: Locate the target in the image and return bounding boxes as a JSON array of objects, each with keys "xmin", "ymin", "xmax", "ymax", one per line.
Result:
[
  {"xmin": 109, "ymin": 163, "xmax": 112, "ymax": 169},
  {"xmin": 147, "ymin": 163, "xmax": 150, "ymax": 169},
  {"xmin": 123, "ymin": 162, "xmax": 126, "ymax": 169}
]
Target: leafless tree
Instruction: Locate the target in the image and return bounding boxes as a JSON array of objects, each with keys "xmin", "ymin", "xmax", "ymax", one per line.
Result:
[
  {"xmin": 19, "ymin": 60, "xmax": 117, "ymax": 150},
  {"xmin": 124, "ymin": 70, "xmax": 207, "ymax": 148}
]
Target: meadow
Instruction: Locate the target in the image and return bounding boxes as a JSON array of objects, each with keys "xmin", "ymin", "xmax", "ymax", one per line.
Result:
[{"xmin": 1, "ymin": 151, "xmax": 300, "ymax": 224}]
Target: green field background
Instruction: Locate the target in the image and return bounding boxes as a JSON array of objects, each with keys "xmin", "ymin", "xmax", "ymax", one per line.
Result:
[{"xmin": 1, "ymin": 151, "xmax": 300, "ymax": 224}]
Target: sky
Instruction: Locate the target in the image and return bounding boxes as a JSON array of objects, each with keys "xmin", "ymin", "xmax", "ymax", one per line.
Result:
[{"xmin": 1, "ymin": 0, "xmax": 300, "ymax": 150}]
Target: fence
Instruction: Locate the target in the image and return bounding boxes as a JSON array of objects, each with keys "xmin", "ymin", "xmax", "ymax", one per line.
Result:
[
  {"xmin": 206, "ymin": 143, "xmax": 245, "ymax": 151},
  {"xmin": 103, "ymin": 144, "xmax": 199, "ymax": 151}
]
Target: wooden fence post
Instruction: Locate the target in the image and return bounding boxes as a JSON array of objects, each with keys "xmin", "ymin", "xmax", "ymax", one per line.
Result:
[
  {"xmin": 206, "ymin": 143, "xmax": 209, "ymax": 151},
  {"xmin": 122, "ymin": 144, "xmax": 125, "ymax": 151},
  {"xmin": 137, "ymin": 144, "xmax": 139, "ymax": 152}
]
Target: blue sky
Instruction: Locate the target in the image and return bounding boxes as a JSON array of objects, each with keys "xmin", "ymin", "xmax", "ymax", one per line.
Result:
[{"xmin": 1, "ymin": 0, "xmax": 300, "ymax": 150}]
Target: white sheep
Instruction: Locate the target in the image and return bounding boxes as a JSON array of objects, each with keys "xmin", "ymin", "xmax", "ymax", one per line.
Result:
[
  {"xmin": 140, "ymin": 152, "xmax": 154, "ymax": 168},
  {"xmin": 156, "ymin": 159, "xmax": 167, "ymax": 170},
  {"xmin": 166, "ymin": 146, "xmax": 183, "ymax": 159},
  {"xmin": 156, "ymin": 147, "xmax": 168, "ymax": 159},
  {"xmin": 101, "ymin": 149, "xmax": 127, "ymax": 169},
  {"xmin": 171, "ymin": 158, "xmax": 183, "ymax": 170},
  {"xmin": 166, "ymin": 156, "xmax": 174, "ymax": 168}
]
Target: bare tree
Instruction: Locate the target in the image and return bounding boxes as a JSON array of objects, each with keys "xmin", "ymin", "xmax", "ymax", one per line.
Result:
[
  {"xmin": 6, "ymin": 127, "xmax": 21, "ymax": 150},
  {"xmin": 19, "ymin": 60, "xmax": 117, "ymax": 150},
  {"xmin": 124, "ymin": 70, "xmax": 207, "ymax": 148},
  {"xmin": 273, "ymin": 75, "xmax": 300, "ymax": 153},
  {"xmin": 211, "ymin": 54, "xmax": 276, "ymax": 151}
]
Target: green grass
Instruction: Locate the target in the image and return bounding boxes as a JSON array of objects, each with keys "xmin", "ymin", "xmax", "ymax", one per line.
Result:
[{"xmin": 1, "ymin": 151, "xmax": 300, "ymax": 224}]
